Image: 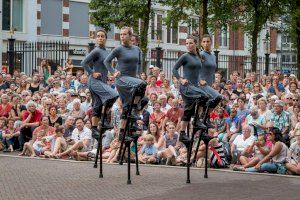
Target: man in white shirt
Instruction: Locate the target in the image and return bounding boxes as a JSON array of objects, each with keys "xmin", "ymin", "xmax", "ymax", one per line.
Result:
[
  {"xmin": 231, "ymin": 125, "xmax": 255, "ymax": 164},
  {"xmin": 57, "ymin": 118, "xmax": 92, "ymax": 158}
]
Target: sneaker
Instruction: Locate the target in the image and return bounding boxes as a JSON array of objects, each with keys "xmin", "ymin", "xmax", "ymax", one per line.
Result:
[
  {"xmin": 194, "ymin": 120, "xmax": 207, "ymax": 130},
  {"xmin": 205, "ymin": 120, "xmax": 215, "ymax": 129},
  {"xmin": 179, "ymin": 133, "xmax": 191, "ymax": 148}
]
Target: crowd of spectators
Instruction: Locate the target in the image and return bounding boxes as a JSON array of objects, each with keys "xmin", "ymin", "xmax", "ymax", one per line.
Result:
[{"xmin": 0, "ymin": 59, "xmax": 299, "ymax": 176}]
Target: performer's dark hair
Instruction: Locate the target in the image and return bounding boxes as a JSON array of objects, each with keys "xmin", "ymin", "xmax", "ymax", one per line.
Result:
[
  {"xmin": 186, "ymin": 35, "xmax": 203, "ymax": 61},
  {"xmin": 121, "ymin": 26, "xmax": 132, "ymax": 36},
  {"xmin": 201, "ymin": 34, "xmax": 212, "ymax": 41},
  {"xmin": 96, "ymin": 29, "xmax": 107, "ymax": 39}
]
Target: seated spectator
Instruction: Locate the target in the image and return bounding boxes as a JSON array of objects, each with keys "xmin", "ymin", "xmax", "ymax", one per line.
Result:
[
  {"xmin": 209, "ymin": 138, "xmax": 228, "ymax": 168},
  {"xmin": 246, "ymin": 127, "xmax": 288, "ymax": 174},
  {"xmin": 234, "ymin": 135, "xmax": 270, "ymax": 171},
  {"xmin": 158, "ymin": 94, "xmax": 171, "ymax": 114},
  {"xmin": 230, "ymin": 125, "xmax": 255, "ymax": 164},
  {"xmin": 290, "ymin": 103, "xmax": 300, "ymax": 130},
  {"xmin": 156, "ymin": 122, "xmax": 179, "ymax": 165},
  {"xmin": 161, "ymin": 99, "xmax": 183, "ymax": 132},
  {"xmin": 138, "ymin": 134, "xmax": 158, "ymax": 164},
  {"xmin": 213, "ymin": 107, "xmax": 227, "ymax": 141},
  {"xmin": 77, "ymin": 75, "xmax": 88, "ymax": 92},
  {"xmin": 0, "ymin": 94, "xmax": 13, "ymax": 119},
  {"xmin": 236, "ymin": 97, "xmax": 249, "ymax": 123},
  {"xmin": 161, "ymin": 79, "xmax": 171, "ymax": 95},
  {"xmin": 257, "ymin": 97, "xmax": 272, "ymax": 122},
  {"xmin": 147, "ymin": 122, "xmax": 162, "ymax": 145},
  {"xmin": 48, "ymin": 105, "xmax": 63, "ymax": 126},
  {"xmin": 286, "ymin": 130, "xmax": 300, "ymax": 175},
  {"xmin": 18, "ymin": 101, "xmax": 43, "ymax": 151},
  {"xmin": 149, "ymin": 101, "xmax": 166, "ymax": 130},
  {"xmin": 19, "ymin": 130, "xmax": 47, "ymax": 157},
  {"xmin": 145, "ymin": 75, "xmax": 161, "ymax": 96},
  {"xmin": 63, "ymin": 116, "xmax": 75, "ymax": 139},
  {"xmin": 69, "ymin": 99, "xmax": 85, "ymax": 119},
  {"xmin": 268, "ymin": 75, "xmax": 285, "ymax": 96},
  {"xmin": 2, "ymin": 119, "xmax": 20, "ymax": 152},
  {"xmin": 270, "ymin": 100, "xmax": 290, "ymax": 146},
  {"xmin": 244, "ymin": 106, "xmax": 266, "ymax": 136},
  {"xmin": 222, "ymin": 109, "xmax": 241, "ymax": 144},
  {"xmin": 56, "ymin": 118, "xmax": 92, "ymax": 158},
  {"xmin": 43, "ymin": 124, "xmax": 67, "ymax": 158},
  {"xmin": 289, "ymin": 112, "xmax": 300, "ymax": 144}
]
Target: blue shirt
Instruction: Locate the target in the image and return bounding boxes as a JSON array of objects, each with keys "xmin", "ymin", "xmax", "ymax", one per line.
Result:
[
  {"xmin": 141, "ymin": 144, "xmax": 158, "ymax": 156},
  {"xmin": 268, "ymin": 83, "xmax": 285, "ymax": 94}
]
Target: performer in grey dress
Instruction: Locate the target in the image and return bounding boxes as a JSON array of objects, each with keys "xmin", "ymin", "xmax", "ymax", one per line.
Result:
[
  {"xmin": 81, "ymin": 29, "xmax": 119, "ymax": 134},
  {"xmin": 172, "ymin": 35, "xmax": 209, "ymax": 143},
  {"xmin": 104, "ymin": 27, "xmax": 147, "ymax": 139},
  {"xmin": 199, "ymin": 34, "xmax": 223, "ymax": 119}
]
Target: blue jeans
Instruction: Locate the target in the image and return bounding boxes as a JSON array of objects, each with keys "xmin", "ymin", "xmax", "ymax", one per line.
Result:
[{"xmin": 246, "ymin": 162, "xmax": 278, "ymax": 173}]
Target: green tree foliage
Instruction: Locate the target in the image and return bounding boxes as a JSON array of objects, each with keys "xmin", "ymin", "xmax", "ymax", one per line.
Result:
[
  {"xmin": 89, "ymin": 0, "xmax": 154, "ymax": 72},
  {"xmin": 284, "ymin": 0, "xmax": 300, "ymax": 78}
]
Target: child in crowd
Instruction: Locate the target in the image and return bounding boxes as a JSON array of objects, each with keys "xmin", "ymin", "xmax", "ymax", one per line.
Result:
[
  {"xmin": 289, "ymin": 113, "xmax": 300, "ymax": 144},
  {"xmin": 139, "ymin": 134, "xmax": 158, "ymax": 164},
  {"xmin": 233, "ymin": 135, "xmax": 270, "ymax": 171},
  {"xmin": 44, "ymin": 125, "xmax": 67, "ymax": 158},
  {"xmin": 213, "ymin": 107, "xmax": 227, "ymax": 141},
  {"xmin": 19, "ymin": 130, "xmax": 47, "ymax": 157}
]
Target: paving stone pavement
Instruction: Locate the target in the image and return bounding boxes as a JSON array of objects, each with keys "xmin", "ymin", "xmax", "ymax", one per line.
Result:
[{"xmin": 0, "ymin": 154, "xmax": 299, "ymax": 200}]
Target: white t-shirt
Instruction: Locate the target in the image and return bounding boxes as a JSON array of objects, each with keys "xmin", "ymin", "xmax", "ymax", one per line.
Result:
[
  {"xmin": 233, "ymin": 134, "xmax": 255, "ymax": 152},
  {"xmin": 71, "ymin": 126, "xmax": 92, "ymax": 141},
  {"xmin": 290, "ymin": 141, "xmax": 300, "ymax": 163}
]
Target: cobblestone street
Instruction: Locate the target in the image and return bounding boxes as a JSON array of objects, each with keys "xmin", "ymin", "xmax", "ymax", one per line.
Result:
[{"xmin": 0, "ymin": 154, "xmax": 299, "ymax": 200}]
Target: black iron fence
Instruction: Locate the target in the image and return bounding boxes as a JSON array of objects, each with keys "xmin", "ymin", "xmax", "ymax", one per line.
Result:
[
  {"xmin": 5, "ymin": 40, "xmax": 69, "ymax": 75},
  {"xmin": 146, "ymin": 49, "xmax": 298, "ymax": 80}
]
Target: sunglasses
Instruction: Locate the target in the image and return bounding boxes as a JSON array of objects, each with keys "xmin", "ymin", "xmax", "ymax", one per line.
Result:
[
  {"xmin": 108, "ymin": 79, "xmax": 113, "ymax": 81},
  {"xmin": 293, "ymin": 99, "xmax": 299, "ymax": 101}
]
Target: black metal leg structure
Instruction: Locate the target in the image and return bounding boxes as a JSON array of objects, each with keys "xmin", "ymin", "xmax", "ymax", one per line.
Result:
[
  {"xmin": 118, "ymin": 87, "xmax": 144, "ymax": 184},
  {"xmin": 186, "ymin": 99, "xmax": 202, "ymax": 184},
  {"xmin": 186, "ymin": 99, "xmax": 213, "ymax": 183},
  {"xmin": 93, "ymin": 104, "xmax": 111, "ymax": 178}
]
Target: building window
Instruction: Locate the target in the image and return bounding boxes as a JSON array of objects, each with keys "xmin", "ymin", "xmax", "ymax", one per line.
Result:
[
  {"xmin": 69, "ymin": 2, "xmax": 89, "ymax": 37},
  {"xmin": 167, "ymin": 24, "xmax": 178, "ymax": 44},
  {"xmin": 151, "ymin": 14, "xmax": 163, "ymax": 41},
  {"xmin": 41, "ymin": 0, "xmax": 62, "ymax": 35},
  {"xmin": 218, "ymin": 25, "xmax": 228, "ymax": 47},
  {"xmin": 2, "ymin": 0, "xmax": 23, "ymax": 31},
  {"xmin": 188, "ymin": 18, "xmax": 199, "ymax": 35}
]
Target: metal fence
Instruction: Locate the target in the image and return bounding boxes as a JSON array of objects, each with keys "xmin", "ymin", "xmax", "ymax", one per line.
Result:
[
  {"xmin": 146, "ymin": 49, "xmax": 298, "ymax": 80},
  {"xmin": 5, "ymin": 40, "xmax": 69, "ymax": 75}
]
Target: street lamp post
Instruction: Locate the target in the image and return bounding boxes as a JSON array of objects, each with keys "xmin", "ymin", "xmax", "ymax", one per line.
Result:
[
  {"xmin": 156, "ymin": 37, "xmax": 162, "ymax": 69},
  {"xmin": 8, "ymin": 28, "xmax": 15, "ymax": 75},
  {"xmin": 214, "ymin": 46, "xmax": 220, "ymax": 71},
  {"xmin": 264, "ymin": 30, "xmax": 270, "ymax": 75}
]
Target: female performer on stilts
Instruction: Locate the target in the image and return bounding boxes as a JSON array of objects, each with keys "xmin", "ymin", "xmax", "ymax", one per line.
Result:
[
  {"xmin": 104, "ymin": 26, "xmax": 147, "ymax": 141},
  {"xmin": 172, "ymin": 35, "xmax": 222, "ymax": 145},
  {"xmin": 81, "ymin": 29, "xmax": 119, "ymax": 135}
]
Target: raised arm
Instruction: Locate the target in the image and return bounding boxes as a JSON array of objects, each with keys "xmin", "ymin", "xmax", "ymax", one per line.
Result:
[
  {"xmin": 172, "ymin": 55, "xmax": 185, "ymax": 80},
  {"xmin": 80, "ymin": 49, "xmax": 97, "ymax": 75},
  {"xmin": 104, "ymin": 48, "xmax": 118, "ymax": 75}
]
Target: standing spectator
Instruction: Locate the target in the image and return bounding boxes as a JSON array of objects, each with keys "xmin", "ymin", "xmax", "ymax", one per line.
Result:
[
  {"xmin": 18, "ymin": 101, "xmax": 43, "ymax": 151},
  {"xmin": 39, "ymin": 59, "xmax": 51, "ymax": 82},
  {"xmin": 64, "ymin": 59, "xmax": 74, "ymax": 74}
]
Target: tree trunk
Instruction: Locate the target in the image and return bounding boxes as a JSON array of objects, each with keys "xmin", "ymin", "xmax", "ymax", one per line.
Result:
[
  {"xmin": 251, "ymin": 16, "xmax": 260, "ymax": 73},
  {"xmin": 202, "ymin": 0, "xmax": 209, "ymax": 34},
  {"xmin": 140, "ymin": 0, "xmax": 152, "ymax": 73}
]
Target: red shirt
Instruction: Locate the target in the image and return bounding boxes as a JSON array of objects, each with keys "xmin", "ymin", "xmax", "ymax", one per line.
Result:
[
  {"xmin": 166, "ymin": 108, "xmax": 183, "ymax": 124},
  {"xmin": 22, "ymin": 109, "xmax": 43, "ymax": 123}
]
